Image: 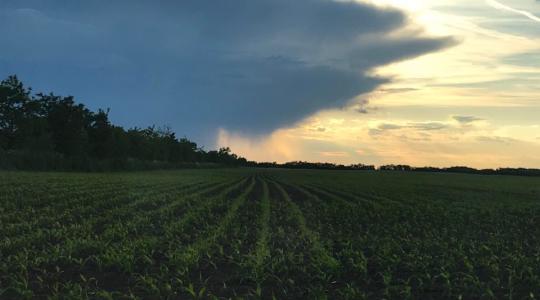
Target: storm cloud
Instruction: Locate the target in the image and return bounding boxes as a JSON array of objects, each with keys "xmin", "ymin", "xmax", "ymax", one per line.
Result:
[{"xmin": 0, "ymin": 0, "xmax": 455, "ymax": 144}]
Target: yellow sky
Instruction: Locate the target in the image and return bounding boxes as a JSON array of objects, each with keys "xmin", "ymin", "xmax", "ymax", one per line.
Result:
[{"xmin": 219, "ymin": 0, "xmax": 540, "ymax": 168}]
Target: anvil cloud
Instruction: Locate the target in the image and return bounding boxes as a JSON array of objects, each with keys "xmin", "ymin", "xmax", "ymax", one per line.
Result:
[{"xmin": 0, "ymin": 0, "xmax": 454, "ymax": 144}]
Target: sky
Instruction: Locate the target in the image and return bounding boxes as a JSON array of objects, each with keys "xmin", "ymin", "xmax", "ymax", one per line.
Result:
[{"xmin": 1, "ymin": 0, "xmax": 540, "ymax": 168}]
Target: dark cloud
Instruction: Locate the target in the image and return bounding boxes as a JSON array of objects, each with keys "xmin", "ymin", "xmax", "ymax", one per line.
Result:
[
  {"xmin": 476, "ymin": 136, "xmax": 517, "ymax": 144},
  {"xmin": 453, "ymin": 115, "xmax": 484, "ymax": 124},
  {"xmin": 379, "ymin": 87, "xmax": 419, "ymax": 93},
  {"xmin": 378, "ymin": 123, "xmax": 406, "ymax": 130},
  {"xmin": 368, "ymin": 123, "xmax": 404, "ymax": 136},
  {"xmin": 369, "ymin": 121, "xmax": 450, "ymax": 136},
  {"xmin": 409, "ymin": 122, "xmax": 450, "ymax": 131},
  {"xmin": 353, "ymin": 98, "xmax": 370, "ymax": 114},
  {"xmin": 377, "ymin": 122, "xmax": 449, "ymax": 131},
  {"xmin": 0, "ymin": 0, "xmax": 455, "ymax": 145}
]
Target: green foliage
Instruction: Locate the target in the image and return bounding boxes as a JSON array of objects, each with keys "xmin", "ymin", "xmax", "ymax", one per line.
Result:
[
  {"xmin": 0, "ymin": 75, "xmax": 248, "ymax": 171},
  {"xmin": 1, "ymin": 169, "xmax": 540, "ymax": 299}
]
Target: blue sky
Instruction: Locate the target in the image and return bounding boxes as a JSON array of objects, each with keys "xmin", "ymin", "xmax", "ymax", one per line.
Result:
[{"xmin": 2, "ymin": 0, "xmax": 540, "ymax": 167}]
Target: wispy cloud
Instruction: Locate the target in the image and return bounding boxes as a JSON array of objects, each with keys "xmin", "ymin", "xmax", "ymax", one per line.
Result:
[
  {"xmin": 485, "ymin": 0, "xmax": 540, "ymax": 23},
  {"xmin": 368, "ymin": 121, "xmax": 450, "ymax": 136},
  {"xmin": 476, "ymin": 136, "xmax": 517, "ymax": 144},
  {"xmin": 452, "ymin": 115, "xmax": 484, "ymax": 124},
  {"xmin": 320, "ymin": 151, "xmax": 349, "ymax": 157}
]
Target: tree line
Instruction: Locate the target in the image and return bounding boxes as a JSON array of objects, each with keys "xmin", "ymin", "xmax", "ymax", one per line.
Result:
[
  {"xmin": 0, "ymin": 75, "xmax": 247, "ymax": 171},
  {"xmin": 248, "ymin": 162, "xmax": 540, "ymax": 177},
  {"xmin": 249, "ymin": 161, "xmax": 376, "ymax": 170},
  {"xmin": 2, "ymin": 75, "xmax": 539, "ymax": 176},
  {"xmin": 378, "ymin": 165, "xmax": 540, "ymax": 177}
]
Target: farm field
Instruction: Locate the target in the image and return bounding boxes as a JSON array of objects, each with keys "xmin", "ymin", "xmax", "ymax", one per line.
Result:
[{"xmin": 1, "ymin": 169, "xmax": 540, "ymax": 299}]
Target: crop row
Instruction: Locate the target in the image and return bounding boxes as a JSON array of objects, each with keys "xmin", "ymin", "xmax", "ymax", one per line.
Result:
[{"xmin": 2, "ymin": 169, "xmax": 540, "ymax": 299}]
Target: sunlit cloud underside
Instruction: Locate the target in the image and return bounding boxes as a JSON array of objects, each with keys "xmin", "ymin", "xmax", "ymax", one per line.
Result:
[{"xmin": 219, "ymin": 0, "xmax": 540, "ymax": 168}]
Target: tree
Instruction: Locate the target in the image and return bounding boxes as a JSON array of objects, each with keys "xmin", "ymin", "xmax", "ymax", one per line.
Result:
[
  {"xmin": 44, "ymin": 94, "xmax": 92, "ymax": 157},
  {"xmin": 0, "ymin": 75, "xmax": 32, "ymax": 149},
  {"xmin": 88, "ymin": 109, "xmax": 113, "ymax": 159}
]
